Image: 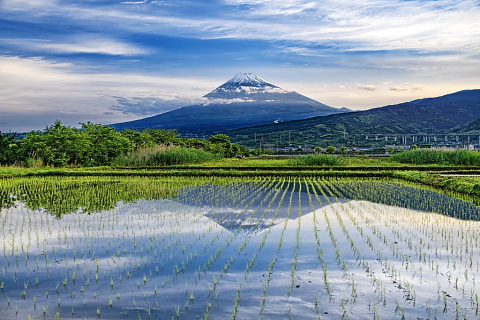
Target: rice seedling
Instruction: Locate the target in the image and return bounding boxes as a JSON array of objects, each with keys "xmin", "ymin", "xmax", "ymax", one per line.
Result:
[{"xmin": 2, "ymin": 176, "xmax": 480, "ymax": 319}]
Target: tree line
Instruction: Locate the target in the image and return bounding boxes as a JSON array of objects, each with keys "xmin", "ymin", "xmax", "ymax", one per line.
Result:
[{"xmin": 0, "ymin": 121, "xmax": 250, "ymax": 167}]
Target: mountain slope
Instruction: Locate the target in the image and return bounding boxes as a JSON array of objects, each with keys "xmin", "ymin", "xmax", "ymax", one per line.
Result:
[
  {"xmin": 449, "ymin": 116, "xmax": 480, "ymax": 133},
  {"xmin": 227, "ymin": 89, "xmax": 480, "ymax": 138},
  {"xmin": 111, "ymin": 73, "xmax": 350, "ymax": 133}
]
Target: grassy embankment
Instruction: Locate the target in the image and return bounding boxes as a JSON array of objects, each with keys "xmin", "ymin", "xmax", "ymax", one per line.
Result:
[{"xmin": 1, "ymin": 149, "xmax": 479, "ymax": 196}]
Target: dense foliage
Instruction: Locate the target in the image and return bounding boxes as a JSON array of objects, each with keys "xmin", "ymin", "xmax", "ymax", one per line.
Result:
[
  {"xmin": 391, "ymin": 149, "xmax": 480, "ymax": 166},
  {"xmin": 116, "ymin": 145, "xmax": 222, "ymax": 166},
  {"xmin": 0, "ymin": 120, "xmax": 249, "ymax": 167}
]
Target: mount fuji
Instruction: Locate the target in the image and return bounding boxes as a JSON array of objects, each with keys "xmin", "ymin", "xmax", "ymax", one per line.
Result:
[{"xmin": 111, "ymin": 73, "xmax": 350, "ymax": 133}]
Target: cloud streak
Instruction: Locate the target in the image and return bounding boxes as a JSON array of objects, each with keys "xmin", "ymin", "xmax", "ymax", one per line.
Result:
[
  {"xmin": 0, "ymin": 56, "xmax": 214, "ymax": 131},
  {"xmin": 357, "ymin": 84, "xmax": 377, "ymax": 92},
  {"xmin": 37, "ymin": 37, "xmax": 148, "ymax": 56}
]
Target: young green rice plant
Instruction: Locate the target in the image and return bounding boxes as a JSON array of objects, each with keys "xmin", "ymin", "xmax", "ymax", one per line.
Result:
[{"xmin": 288, "ymin": 154, "xmax": 348, "ymax": 166}]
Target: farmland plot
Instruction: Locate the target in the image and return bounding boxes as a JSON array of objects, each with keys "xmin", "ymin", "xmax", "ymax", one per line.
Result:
[{"xmin": 1, "ymin": 177, "xmax": 480, "ymax": 319}]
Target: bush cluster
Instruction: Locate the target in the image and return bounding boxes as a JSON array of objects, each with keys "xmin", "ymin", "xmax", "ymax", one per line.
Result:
[
  {"xmin": 391, "ymin": 149, "xmax": 480, "ymax": 166},
  {"xmin": 116, "ymin": 145, "xmax": 222, "ymax": 166},
  {"xmin": 0, "ymin": 121, "xmax": 248, "ymax": 167}
]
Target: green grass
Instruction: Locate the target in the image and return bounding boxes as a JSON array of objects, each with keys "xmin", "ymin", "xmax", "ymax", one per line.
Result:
[
  {"xmin": 287, "ymin": 154, "xmax": 348, "ymax": 166},
  {"xmin": 392, "ymin": 171, "xmax": 480, "ymax": 198},
  {"xmin": 115, "ymin": 145, "xmax": 222, "ymax": 166},
  {"xmin": 391, "ymin": 149, "xmax": 480, "ymax": 166}
]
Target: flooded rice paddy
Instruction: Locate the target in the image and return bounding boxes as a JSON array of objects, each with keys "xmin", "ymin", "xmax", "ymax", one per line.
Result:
[{"xmin": 1, "ymin": 177, "xmax": 480, "ymax": 320}]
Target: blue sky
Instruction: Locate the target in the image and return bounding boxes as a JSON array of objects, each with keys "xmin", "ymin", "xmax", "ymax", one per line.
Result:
[{"xmin": 1, "ymin": 0, "xmax": 479, "ymax": 132}]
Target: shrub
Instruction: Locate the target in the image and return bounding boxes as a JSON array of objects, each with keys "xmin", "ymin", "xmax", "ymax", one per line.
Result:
[
  {"xmin": 391, "ymin": 149, "xmax": 480, "ymax": 166},
  {"xmin": 116, "ymin": 145, "xmax": 222, "ymax": 166}
]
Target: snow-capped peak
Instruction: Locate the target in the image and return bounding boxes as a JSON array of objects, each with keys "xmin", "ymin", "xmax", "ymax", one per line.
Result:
[
  {"xmin": 204, "ymin": 72, "xmax": 289, "ymax": 101},
  {"xmin": 225, "ymin": 73, "xmax": 271, "ymax": 87}
]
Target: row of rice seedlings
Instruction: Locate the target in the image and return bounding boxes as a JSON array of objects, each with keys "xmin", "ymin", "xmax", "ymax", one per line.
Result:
[
  {"xmin": 329, "ymin": 185, "xmax": 426, "ymax": 306},
  {"xmin": 372, "ymin": 199, "xmax": 480, "ymax": 313},
  {"xmin": 157, "ymin": 179, "xmax": 282, "ymax": 318},
  {"xmin": 120, "ymin": 179, "xmax": 264, "ymax": 316},
  {"xmin": 244, "ymin": 179, "xmax": 288, "ymax": 279},
  {"xmin": 258, "ymin": 179, "xmax": 297, "ymax": 318},
  {"xmin": 312, "ymin": 179, "xmax": 429, "ymax": 317},
  {"xmin": 308, "ymin": 182, "xmax": 361, "ymax": 306},
  {"xmin": 286, "ymin": 181, "xmax": 302, "ymax": 299},
  {"xmin": 1, "ymin": 198, "xmax": 204, "ymax": 317},
  {"xmin": 313, "ymin": 183, "xmax": 354, "ymax": 293},
  {"xmin": 192, "ymin": 180, "xmax": 287, "ymax": 320},
  {"xmin": 159, "ymin": 179, "xmax": 277, "ymax": 317},
  {"xmin": 304, "ymin": 183, "xmax": 333, "ymax": 319},
  {"xmin": 321, "ymin": 182, "xmax": 394, "ymax": 311},
  {"xmin": 363, "ymin": 200, "xmax": 472, "ymax": 317},
  {"xmin": 224, "ymin": 181, "xmax": 289, "ymax": 319},
  {"xmin": 311, "ymin": 181, "xmax": 380, "ymax": 318},
  {"xmin": 169, "ymin": 179, "xmax": 273, "ymax": 279},
  {"xmin": 1, "ymin": 176, "xmax": 265, "ymax": 319},
  {"xmin": 300, "ymin": 178, "xmax": 384, "ymax": 318},
  {"xmin": 3, "ymin": 176, "xmax": 480, "ymax": 319},
  {"xmin": 327, "ymin": 179, "xmax": 480, "ymax": 318}
]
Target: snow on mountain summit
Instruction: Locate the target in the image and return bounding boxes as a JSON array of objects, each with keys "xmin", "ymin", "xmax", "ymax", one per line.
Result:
[
  {"xmin": 204, "ymin": 72, "xmax": 289, "ymax": 100},
  {"xmin": 225, "ymin": 73, "xmax": 274, "ymax": 87}
]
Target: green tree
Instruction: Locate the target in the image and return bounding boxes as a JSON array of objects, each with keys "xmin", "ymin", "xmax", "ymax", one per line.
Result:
[
  {"xmin": 209, "ymin": 134, "xmax": 234, "ymax": 157},
  {"xmin": 340, "ymin": 146, "xmax": 348, "ymax": 154},
  {"xmin": 120, "ymin": 129, "xmax": 154, "ymax": 150},
  {"xmin": 81, "ymin": 122, "xmax": 132, "ymax": 166},
  {"xmin": 386, "ymin": 146, "xmax": 395, "ymax": 154},
  {"xmin": 209, "ymin": 134, "xmax": 231, "ymax": 144},
  {"xmin": 0, "ymin": 133, "xmax": 18, "ymax": 165},
  {"xmin": 183, "ymin": 138, "xmax": 210, "ymax": 150},
  {"xmin": 326, "ymin": 146, "xmax": 336, "ymax": 154},
  {"xmin": 411, "ymin": 144, "xmax": 418, "ymax": 150},
  {"xmin": 314, "ymin": 147, "xmax": 322, "ymax": 154},
  {"xmin": 19, "ymin": 120, "xmax": 90, "ymax": 167},
  {"xmin": 144, "ymin": 128, "xmax": 181, "ymax": 145}
]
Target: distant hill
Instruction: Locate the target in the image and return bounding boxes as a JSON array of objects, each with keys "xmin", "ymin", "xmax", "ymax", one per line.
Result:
[
  {"xmin": 111, "ymin": 73, "xmax": 350, "ymax": 133},
  {"xmin": 227, "ymin": 89, "xmax": 480, "ymax": 138},
  {"xmin": 448, "ymin": 116, "xmax": 480, "ymax": 134}
]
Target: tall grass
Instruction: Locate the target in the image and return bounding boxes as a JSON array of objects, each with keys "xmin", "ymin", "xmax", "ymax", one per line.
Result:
[
  {"xmin": 288, "ymin": 154, "xmax": 348, "ymax": 166},
  {"xmin": 391, "ymin": 149, "xmax": 480, "ymax": 166},
  {"xmin": 115, "ymin": 145, "xmax": 222, "ymax": 166}
]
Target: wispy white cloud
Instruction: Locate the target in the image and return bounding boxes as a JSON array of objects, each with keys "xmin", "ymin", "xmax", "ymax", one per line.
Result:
[
  {"xmin": 390, "ymin": 87, "xmax": 408, "ymax": 92},
  {"xmin": 110, "ymin": 96, "xmax": 207, "ymax": 115},
  {"xmin": 1, "ymin": 34, "xmax": 148, "ymax": 56},
  {"xmin": 121, "ymin": 0, "xmax": 149, "ymax": 4},
  {"xmin": 37, "ymin": 37, "xmax": 148, "ymax": 56},
  {"xmin": 4, "ymin": 0, "xmax": 479, "ymax": 61},
  {"xmin": 412, "ymin": 86, "xmax": 426, "ymax": 92},
  {"xmin": 218, "ymin": 0, "xmax": 480, "ymax": 53},
  {"xmin": 357, "ymin": 84, "xmax": 377, "ymax": 91},
  {"xmin": 0, "ymin": 56, "xmax": 213, "ymax": 131},
  {"xmin": 0, "ymin": 0, "xmax": 56, "ymax": 10}
]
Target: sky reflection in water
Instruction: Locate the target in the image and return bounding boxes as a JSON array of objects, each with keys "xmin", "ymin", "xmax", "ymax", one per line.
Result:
[{"xmin": 1, "ymin": 179, "xmax": 480, "ymax": 319}]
